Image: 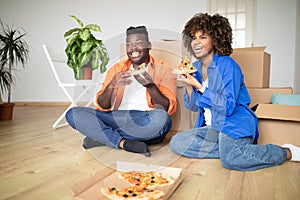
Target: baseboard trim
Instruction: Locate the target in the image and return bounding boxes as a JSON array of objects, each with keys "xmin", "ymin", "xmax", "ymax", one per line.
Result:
[{"xmin": 14, "ymin": 102, "xmax": 72, "ymax": 106}]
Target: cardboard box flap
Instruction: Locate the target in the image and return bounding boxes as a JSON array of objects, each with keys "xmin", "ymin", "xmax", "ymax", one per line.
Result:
[
  {"xmin": 248, "ymin": 87, "xmax": 293, "ymax": 108},
  {"xmin": 255, "ymin": 104, "xmax": 300, "ymax": 122},
  {"xmin": 232, "ymin": 46, "xmax": 267, "ymax": 53}
]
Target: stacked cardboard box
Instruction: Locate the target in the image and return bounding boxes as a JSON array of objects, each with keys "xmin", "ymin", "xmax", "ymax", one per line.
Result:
[
  {"xmin": 231, "ymin": 47, "xmax": 300, "ymax": 146},
  {"xmin": 231, "ymin": 47, "xmax": 270, "ymax": 88},
  {"xmin": 248, "ymin": 87, "xmax": 300, "ymax": 146}
]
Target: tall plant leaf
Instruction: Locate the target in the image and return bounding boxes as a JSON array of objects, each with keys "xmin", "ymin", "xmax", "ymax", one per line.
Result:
[
  {"xmin": 0, "ymin": 63, "xmax": 13, "ymax": 95},
  {"xmin": 85, "ymin": 24, "xmax": 101, "ymax": 32},
  {"xmin": 64, "ymin": 28, "xmax": 80, "ymax": 37},
  {"xmin": 70, "ymin": 15, "xmax": 84, "ymax": 27}
]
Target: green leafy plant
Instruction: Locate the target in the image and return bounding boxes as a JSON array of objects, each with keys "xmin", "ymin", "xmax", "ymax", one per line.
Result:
[
  {"xmin": 0, "ymin": 21, "xmax": 29, "ymax": 103},
  {"xmin": 0, "ymin": 61, "xmax": 13, "ymax": 99},
  {"xmin": 64, "ymin": 15, "xmax": 109, "ymax": 80}
]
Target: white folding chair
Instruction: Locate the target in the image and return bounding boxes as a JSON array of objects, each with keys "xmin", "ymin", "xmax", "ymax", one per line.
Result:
[{"xmin": 42, "ymin": 44, "xmax": 99, "ymax": 129}]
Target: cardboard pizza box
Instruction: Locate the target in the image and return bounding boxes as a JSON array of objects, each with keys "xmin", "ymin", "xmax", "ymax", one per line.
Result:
[{"xmin": 72, "ymin": 161, "xmax": 183, "ymax": 200}]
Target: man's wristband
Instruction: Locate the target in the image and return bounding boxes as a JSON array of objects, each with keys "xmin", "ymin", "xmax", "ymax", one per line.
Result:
[{"xmin": 144, "ymin": 83, "xmax": 155, "ymax": 88}]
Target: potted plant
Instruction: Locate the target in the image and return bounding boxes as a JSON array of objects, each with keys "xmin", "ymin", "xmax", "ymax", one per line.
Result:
[
  {"xmin": 0, "ymin": 61, "xmax": 13, "ymax": 104},
  {"xmin": 0, "ymin": 21, "xmax": 29, "ymax": 120},
  {"xmin": 64, "ymin": 15, "xmax": 109, "ymax": 80}
]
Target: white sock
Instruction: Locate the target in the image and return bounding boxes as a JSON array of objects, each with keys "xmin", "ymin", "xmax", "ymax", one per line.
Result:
[{"xmin": 282, "ymin": 144, "xmax": 300, "ymax": 162}]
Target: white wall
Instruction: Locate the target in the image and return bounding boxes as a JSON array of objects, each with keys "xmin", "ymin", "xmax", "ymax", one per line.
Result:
[
  {"xmin": 0, "ymin": 0, "xmax": 298, "ymax": 102},
  {"xmin": 0, "ymin": 0, "xmax": 206, "ymax": 102},
  {"xmin": 294, "ymin": 0, "xmax": 300, "ymax": 94},
  {"xmin": 256, "ymin": 0, "xmax": 298, "ymax": 93}
]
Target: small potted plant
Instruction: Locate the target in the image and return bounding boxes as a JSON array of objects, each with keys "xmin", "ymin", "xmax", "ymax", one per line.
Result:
[
  {"xmin": 64, "ymin": 15, "xmax": 109, "ymax": 80},
  {"xmin": 0, "ymin": 21, "xmax": 29, "ymax": 120}
]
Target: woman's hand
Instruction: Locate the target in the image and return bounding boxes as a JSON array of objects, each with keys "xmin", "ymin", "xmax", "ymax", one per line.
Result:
[{"xmin": 178, "ymin": 72, "xmax": 203, "ymax": 89}]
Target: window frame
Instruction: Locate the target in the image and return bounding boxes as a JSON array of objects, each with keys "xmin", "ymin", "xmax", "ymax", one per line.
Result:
[{"xmin": 207, "ymin": 0, "xmax": 256, "ymax": 48}]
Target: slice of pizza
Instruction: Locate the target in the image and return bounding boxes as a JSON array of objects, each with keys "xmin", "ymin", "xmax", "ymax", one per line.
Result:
[
  {"xmin": 173, "ymin": 57, "xmax": 197, "ymax": 75},
  {"xmin": 101, "ymin": 185, "xmax": 164, "ymax": 200},
  {"xmin": 130, "ymin": 63, "xmax": 146, "ymax": 75},
  {"xmin": 118, "ymin": 171, "xmax": 175, "ymax": 189}
]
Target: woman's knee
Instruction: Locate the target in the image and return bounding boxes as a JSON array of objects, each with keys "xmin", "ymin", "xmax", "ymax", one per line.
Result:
[
  {"xmin": 170, "ymin": 135, "xmax": 180, "ymax": 154},
  {"xmin": 170, "ymin": 133, "xmax": 189, "ymax": 155},
  {"xmin": 219, "ymin": 141, "xmax": 243, "ymax": 170},
  {"xmin": 220, "ymin": 153, "xmax": 235, "ymax": 170}
]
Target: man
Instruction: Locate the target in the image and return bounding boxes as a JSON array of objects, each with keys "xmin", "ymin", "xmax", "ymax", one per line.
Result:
[{"xmin": 66, "ymin": 26, "xmax": 177, "ymax": 157}]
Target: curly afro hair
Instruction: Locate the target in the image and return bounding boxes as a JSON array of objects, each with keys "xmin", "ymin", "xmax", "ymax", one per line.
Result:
[{"xmin": 182, "ymin": 13, "xmax": 233, "ymax": 57}]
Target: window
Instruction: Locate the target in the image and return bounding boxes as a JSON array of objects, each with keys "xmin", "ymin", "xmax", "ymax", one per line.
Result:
[{"xmin": 207, "ymin": 0, "xmax": 256, "ymax": 48}]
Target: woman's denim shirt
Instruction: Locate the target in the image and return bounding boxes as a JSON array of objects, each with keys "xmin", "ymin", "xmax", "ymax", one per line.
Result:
[{"xmin": 184, "ymin": 54, "xmax": 259, "ymax": 140}]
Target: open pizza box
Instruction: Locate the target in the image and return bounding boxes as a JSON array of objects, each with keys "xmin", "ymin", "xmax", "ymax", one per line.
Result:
[{"xmin": 71, "ymin": 161, "xmax": 183, "ymax": 200}]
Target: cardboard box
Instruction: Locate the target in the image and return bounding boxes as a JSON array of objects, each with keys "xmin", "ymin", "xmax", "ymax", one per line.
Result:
[
  {"xmin": 248, "ymin": 87, "xmax": 300, "ymax": 146},
  {"xmin": 171, "ymin": 86, "xmax": 194, "ymax": 131},
  {"xmin": 255, "ymin": 104, "xmax": 300, "ymax": 146},
  {"xmin": 248, "ymin": 87, "xmax": 293, "ymax": 108},
  {"xmin": 231, "ymin": 46, "xmax": 270, "ymax": 88}
]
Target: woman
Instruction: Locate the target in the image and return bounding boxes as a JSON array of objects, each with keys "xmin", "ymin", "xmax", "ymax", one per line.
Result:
[{"xmin": 170, "ymin": 13, "xmax": 300, "ymax": 171}]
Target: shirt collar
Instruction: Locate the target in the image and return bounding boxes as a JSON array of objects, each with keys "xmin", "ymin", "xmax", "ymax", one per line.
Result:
[{"xmin": 125, "ymin": 55, "xmax": 155, "ymax": 70}]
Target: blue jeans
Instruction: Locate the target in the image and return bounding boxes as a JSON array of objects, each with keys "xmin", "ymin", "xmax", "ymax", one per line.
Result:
[
  {"xmin": 170, "ymin": 126, "xmax": 287, "ymax": 171},
  {"xmin": 65, "ymin": 107, "xmax": 172, "ymax": 148}
]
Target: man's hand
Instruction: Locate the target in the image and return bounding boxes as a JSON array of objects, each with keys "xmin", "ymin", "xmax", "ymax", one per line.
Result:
[
  {"xmin": 97, "ymin": 71, "xmax": 132, "ymax": 109},
  {"xmin": 134, "ymin": 71, "xmax": 170, "ymax": 111},
  {"xmin": 134, "ymin": 71, "xmax": 154, "ymax": 87},
  {"xmin": 110, "ymin": 71, "xmax": 133, "ymax": 89}
]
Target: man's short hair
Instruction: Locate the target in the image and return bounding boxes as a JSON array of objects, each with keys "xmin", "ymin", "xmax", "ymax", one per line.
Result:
[{"xmin": 126, "ymin": 26, "xmax": 149, "ymax": 40}]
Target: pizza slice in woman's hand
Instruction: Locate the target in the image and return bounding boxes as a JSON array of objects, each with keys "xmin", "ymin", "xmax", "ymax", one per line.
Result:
[{"xmin": 173, "ymin": 57, "xmax": 197, "ymax": 75}]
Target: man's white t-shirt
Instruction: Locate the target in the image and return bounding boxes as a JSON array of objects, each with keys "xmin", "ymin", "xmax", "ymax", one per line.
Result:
[{"xmin": 118, "ymin": 64, "xmax": 153, "ymax": 111}]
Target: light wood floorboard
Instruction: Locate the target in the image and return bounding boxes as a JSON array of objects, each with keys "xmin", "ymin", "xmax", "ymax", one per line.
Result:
[{"xmin": 0, "ymin": 106, "xmax": 299, "ymax": 200}]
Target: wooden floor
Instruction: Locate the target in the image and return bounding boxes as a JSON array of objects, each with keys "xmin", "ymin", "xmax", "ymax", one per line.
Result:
[{"xmin": 0, "ymin": 106, "xmax": 299, "ymax": 200}]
